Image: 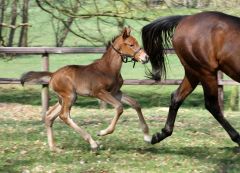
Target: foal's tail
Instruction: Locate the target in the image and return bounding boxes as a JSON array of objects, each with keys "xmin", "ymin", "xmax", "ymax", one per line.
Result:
[
  {"xmin": 142, "ymin": 15, "xmax": 187, "ymax": 80},
  {"xmin": 20, "ymin": 71, "xmax": 53, "ymax": 86}
]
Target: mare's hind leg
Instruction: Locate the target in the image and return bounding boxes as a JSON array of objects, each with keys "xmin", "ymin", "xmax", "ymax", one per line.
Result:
[
  {"xmin": 59, "ymin": 94, "xmax": 98, "ymax": 151},
  {"xmin": 115, "ymin": 92, "xmax": 151, "ymax": 143},
  {"xmin": 152, "ymin": 72, "xmax": 199, "ymax": 144},
  {"xmin": 201, "ymin": 74, "xmax": 240, "ymax": 147},
  {"xmin": 96, "ymin": 90, "xmax": 123, "ymax": 136},
  {"xmin": 45, "ymin": 102, "xmax": 62, "ymax": 151}
]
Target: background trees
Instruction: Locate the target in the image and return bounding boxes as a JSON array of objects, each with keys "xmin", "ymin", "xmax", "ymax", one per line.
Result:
[
  {"xmin": 0, "ymin": 0, "xmax": 30, "ymax": 47},
  {"xmin": 1, "ymin": 0, "xmax": 240, "ymax": 47}
]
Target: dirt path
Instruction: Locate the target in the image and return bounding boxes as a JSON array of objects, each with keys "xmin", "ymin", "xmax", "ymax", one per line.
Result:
[{"xmin": 0, "ymin": 103, "xmax": 42, "ymax": 121}]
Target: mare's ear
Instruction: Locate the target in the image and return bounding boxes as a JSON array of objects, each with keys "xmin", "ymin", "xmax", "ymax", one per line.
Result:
[{"xmin": 122, "ymin": 26, "xmax": 131, "ymax": 39}]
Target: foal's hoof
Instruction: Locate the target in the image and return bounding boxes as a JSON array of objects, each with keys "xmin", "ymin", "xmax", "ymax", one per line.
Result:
[
  {"xmin": 97, "ymin": 129, "xmax": 111, "ymax": 136},
  {"xmin": 90, "ymin": 140, "xmax": 100, "ymax": 153},
  {"xmin": 50, "ymin": 147, "xmax": 63, "ymax": 153},
  {"xmin": 90, "ymin": 145, "xmax": 100, "ymax": 154},
  {"xmin": 91, "ymin": 147, "xmax": 98, "ymax": 153},
  {"xmin": 151, "ymin": 133, "xmax": 160, "ymax": 145},
  {"xmin": 97, "ymin": 131, "xmax": 103, "ymax": 136},
  {"xmin": 144, "ymin": 135, "xmax": 152, "ymax": 143}
]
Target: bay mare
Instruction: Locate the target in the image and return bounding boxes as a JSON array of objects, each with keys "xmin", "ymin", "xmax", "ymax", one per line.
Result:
[
  {"xmin": 21, "ymin": 27, "xmax": 151, "ymax": 151},
  {"xmin": 142, "ymin": 11, "xmax": 240, "ymax": 149}
]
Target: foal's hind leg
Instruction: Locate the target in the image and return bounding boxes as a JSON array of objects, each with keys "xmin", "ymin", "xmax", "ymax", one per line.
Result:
[
  {"xmin": 59, "ymin": 94, "xmax": 98, "ymax": 151},
  {"xmin": 96, "ymin": 90, "xmax": 123, "ymax": 136},
  {"xmin": 152, "ymin": 72, "xmax": 199, "ymax": 144},
  {"xmin": 45, "ymin": 102, "xmax": 62, "ymax": 151},
  {"xmin": 201, "ymin": 74, "xmax": 240, "ymax": 147},
  {"xmin": 115, "ymin": 92, "xmax": 151, "ymax": 143}
]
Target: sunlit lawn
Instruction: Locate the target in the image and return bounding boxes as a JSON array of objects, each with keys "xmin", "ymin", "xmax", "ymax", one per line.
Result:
[{"xmin": 0, "ymin": 104, "xmax": 239, "ymax": 173}]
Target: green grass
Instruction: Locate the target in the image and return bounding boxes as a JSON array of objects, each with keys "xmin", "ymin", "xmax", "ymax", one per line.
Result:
[{"xmin": 0, "ymin": 106, "xmax": 239, "ymax": 173}]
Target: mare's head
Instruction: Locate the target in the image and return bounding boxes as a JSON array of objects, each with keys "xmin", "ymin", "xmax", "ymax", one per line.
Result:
[{"xmin": 111, "ymin": 27, "xmax": 149, "ymax": 64}]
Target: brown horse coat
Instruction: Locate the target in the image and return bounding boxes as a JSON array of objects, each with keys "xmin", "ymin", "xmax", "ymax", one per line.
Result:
[{"xmin": 21, "ymin": 27, "xmax": 151, "ymax": 151}]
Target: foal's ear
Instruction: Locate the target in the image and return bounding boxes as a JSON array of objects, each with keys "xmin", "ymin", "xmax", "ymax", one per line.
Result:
[{"xmin": 122, "ymin": 27, "xmax": 131, "ymax": 39}]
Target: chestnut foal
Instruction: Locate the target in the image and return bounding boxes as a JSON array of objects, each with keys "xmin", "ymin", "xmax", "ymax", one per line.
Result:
[{"xmin": 21, "ymin": 27, "xmax": 151, "ymax": 151}]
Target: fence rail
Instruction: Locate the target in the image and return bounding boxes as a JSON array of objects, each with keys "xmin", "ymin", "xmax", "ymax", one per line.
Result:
[{"xmin": 0, "ymin": 47, "xmax": 237, "ymax": 117}]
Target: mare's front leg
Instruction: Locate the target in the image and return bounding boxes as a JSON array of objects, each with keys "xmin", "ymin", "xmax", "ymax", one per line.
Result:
[
  {"xmin": 96, "ymin": 90, "xmax": 123, "ymax": 136},
  {"xmin": 115, "ymin": 92, "xmax": 151, "ymax": 143},
  {"xmin": 152, "ymin": 72, "xmax": 199, "ymax": 144}
]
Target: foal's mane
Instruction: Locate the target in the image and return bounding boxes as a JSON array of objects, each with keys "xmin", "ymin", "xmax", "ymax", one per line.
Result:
[
  {"xmin": 105, "ymin": 34, "xmax": 121, "ymax": 50},
  {"xmin": 93, "ymin": 34, "xmax": 121, "ymax": 63}
]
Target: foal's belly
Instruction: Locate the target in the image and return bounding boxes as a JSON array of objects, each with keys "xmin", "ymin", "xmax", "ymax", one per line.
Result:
[{"xmin": 75, "ymin": 75, "xmax": 123, "ymax": 97}]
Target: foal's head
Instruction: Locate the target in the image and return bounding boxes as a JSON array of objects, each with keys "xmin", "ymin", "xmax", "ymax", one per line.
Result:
[{"xmin": 111, "ymin": 27, "xmax": 149, "ymax": 64}]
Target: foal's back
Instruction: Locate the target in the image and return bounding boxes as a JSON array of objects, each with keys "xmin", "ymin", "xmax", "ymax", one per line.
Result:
[{"xmin": 50, "ymin": 61, "xmax": 122, "ymax": 97}]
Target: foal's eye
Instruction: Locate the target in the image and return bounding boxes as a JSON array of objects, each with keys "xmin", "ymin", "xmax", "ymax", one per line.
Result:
[{"xmin": 130, "ymin": 44, "xmax": 134, "ymax": 47}]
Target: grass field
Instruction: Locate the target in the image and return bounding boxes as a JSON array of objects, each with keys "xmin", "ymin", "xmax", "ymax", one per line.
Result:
[{"xmin": 0, "ymin": 104, "xmax": 239, "ymax": 173}]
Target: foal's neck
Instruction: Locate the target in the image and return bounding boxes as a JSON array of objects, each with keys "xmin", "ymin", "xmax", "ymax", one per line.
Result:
[{"xmin": 100, "ymin": 47, "xmax": 123, "ymax": 75}]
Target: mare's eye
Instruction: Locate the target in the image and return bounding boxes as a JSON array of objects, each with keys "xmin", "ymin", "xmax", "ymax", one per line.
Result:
[{"xmin": 130, "ymin": 44, "xmax": 134, "ymax": 47}]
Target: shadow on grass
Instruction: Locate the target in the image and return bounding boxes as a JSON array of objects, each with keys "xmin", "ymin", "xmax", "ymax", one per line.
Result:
[
  {"xmin": 144, "ymin": 146, "xmax": 240, "ymax": 172},
  {"xmin": 0, "ymin": 159, "xmax": 35, "ymax": 173},
  {"xmin": 110, "ymin": 142, "xmax": 240, "ymax": 173},
  {"xmin": 0, "ymin": 85, "xmax": 233, "ymax": 109}
]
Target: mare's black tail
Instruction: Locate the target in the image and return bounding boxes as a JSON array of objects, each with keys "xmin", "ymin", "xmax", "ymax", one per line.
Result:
[{"xmin": 142, "ymin": 15, "xmax": 187, "ymax": 80}]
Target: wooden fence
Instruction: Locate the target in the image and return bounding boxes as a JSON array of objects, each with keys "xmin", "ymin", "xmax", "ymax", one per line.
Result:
[{"xmin": 0, "ymin": 47, "xmax": 239, "ymax": 118}]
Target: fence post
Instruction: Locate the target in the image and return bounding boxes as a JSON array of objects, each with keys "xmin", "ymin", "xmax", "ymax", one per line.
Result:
[
  {"xmin": 218, "ymin": 71, "xmax": 224, "ymax": 112},
  {"xmin": 98, "ymin": 100, "xmax": 107, "ymax": 109},
  {"xmin": 41, "ymin": 53, "xmax": 49, "ymax": 121}
]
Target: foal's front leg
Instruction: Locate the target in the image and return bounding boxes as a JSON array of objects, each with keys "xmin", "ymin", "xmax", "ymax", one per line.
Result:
[
  {"xmin": 96, "ymin": 90, "xmax": 123, "ymax": 136},
  {"xmin": 116, "ymin": 92, "xmax": 151, "ymax": 143}
]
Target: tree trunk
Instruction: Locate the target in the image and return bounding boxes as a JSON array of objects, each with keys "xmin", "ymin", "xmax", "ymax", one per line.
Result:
[
  {"xmin": 54, "ymin": 1, "xmax": 80, "ymax": 47},
  {"xmin": 18, "ymin": 0, "xmax": 29, "ymax": 47},
  {"xmin": 56, "ymin": 17, "xmax": 74, "ymax": 47},
  {"xmin": 7, "ymin": 0, "xmax": 17, "ymax": 47},
  {"xmin": 0, "ymin": 0, "xmax": 5, "ymax": 46}
]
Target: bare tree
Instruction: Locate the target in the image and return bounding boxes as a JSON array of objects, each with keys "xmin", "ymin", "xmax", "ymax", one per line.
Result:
[
  {"xmin": 18, "ymin": 0, "xmax": 29, "ymax": 47},
  {"xmin": 36, "ymin": 0, "xmax": 154, "ymax": 46},
  {"xmin": 0, "ymin": 0, "xmax": 5, "ymax": 46},
  {"xmin": 51, "ymin": 1, "xmax": 79, "ymax": 47},
  {"xmin": 7, "ymin": 0, "xmax": 18, "ymax": 47}
]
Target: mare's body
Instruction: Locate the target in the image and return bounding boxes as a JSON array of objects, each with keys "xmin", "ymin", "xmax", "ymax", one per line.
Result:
[{"xmin": 142, "ymin": 11, "xmax": 240, "ymax": 147}]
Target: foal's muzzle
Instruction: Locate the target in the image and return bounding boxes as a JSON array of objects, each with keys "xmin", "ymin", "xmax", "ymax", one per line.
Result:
[{"xmin": 138, "ymin": 52, "xmax": 149, "ymax": 64}]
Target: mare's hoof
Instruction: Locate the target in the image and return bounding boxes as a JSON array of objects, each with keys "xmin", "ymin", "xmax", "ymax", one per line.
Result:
[{"xmin": 151, "ymin": 133, "xmax": 160, "ymax": 145}]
